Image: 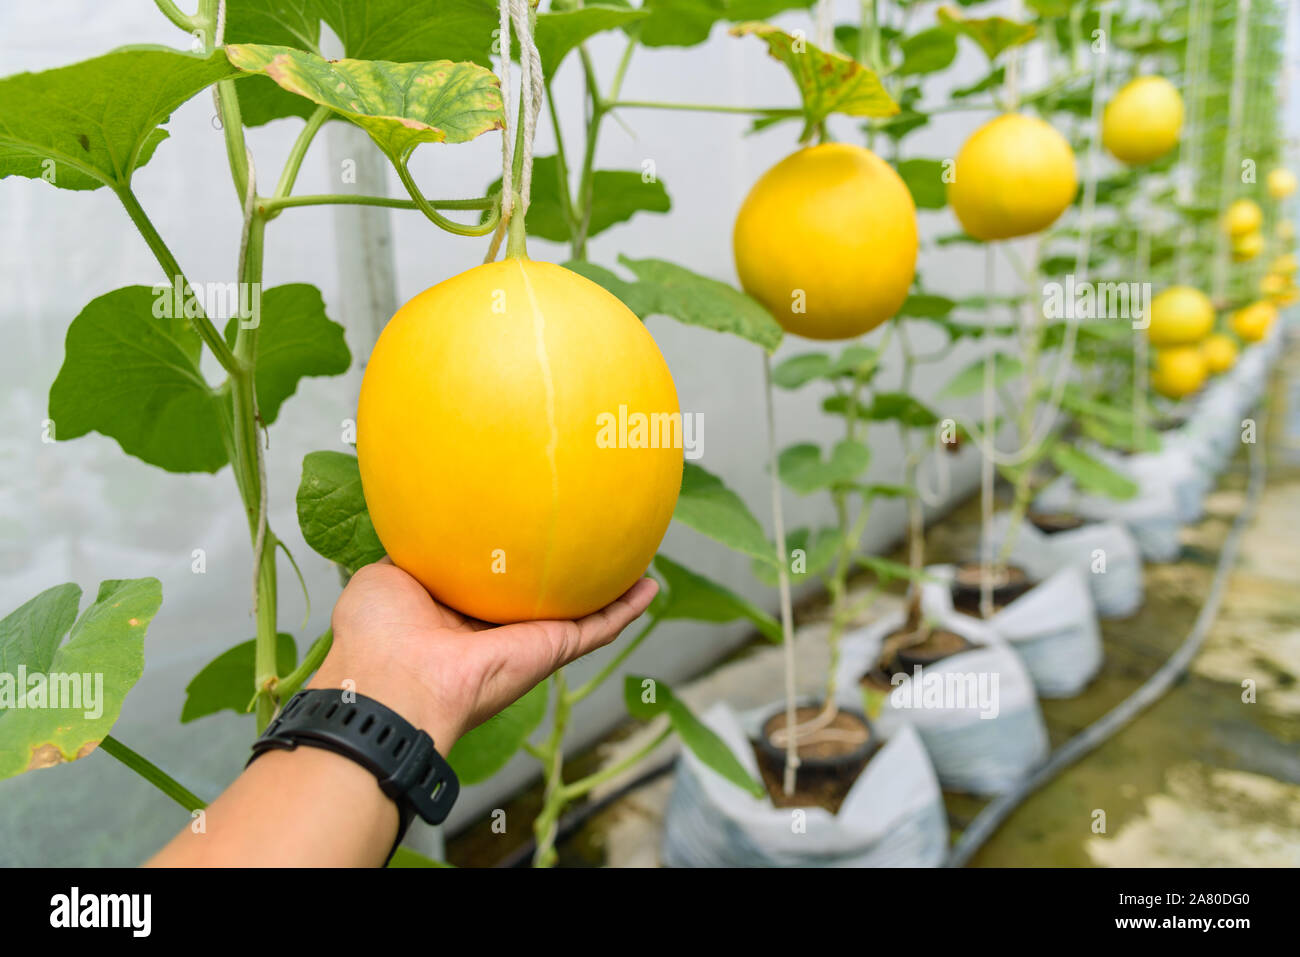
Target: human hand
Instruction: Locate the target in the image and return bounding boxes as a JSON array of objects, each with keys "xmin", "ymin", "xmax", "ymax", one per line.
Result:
[{"xmin": 308, "ymin": 559, "xmax": 659, "ymax": 753}]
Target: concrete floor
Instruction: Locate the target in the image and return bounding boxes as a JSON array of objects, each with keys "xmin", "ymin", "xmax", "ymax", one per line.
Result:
[{"xmin": 448, "ymin": 332, "xmax": 1300, "ymax": 868}]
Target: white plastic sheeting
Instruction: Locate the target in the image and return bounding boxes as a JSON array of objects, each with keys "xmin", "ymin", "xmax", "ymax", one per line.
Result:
[
  {"xmin": 920, "ymin": 563, "xmax": 1102, "ymax": 698},
  {"xmin": 661, "ymin": 704, "xmax": 947, "ymax": 867},
  {"xmin": 984, "ymin": 513, "xmax": 1144, "ymax": 619},
  {"xmin": 834, "ymin": 611, "xmax": 1049, "ymax": 795}
]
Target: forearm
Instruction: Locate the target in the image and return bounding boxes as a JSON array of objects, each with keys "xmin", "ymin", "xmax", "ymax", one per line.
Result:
[{"xmin": 146, "ymin": 745, "xmax": 401, "ymax": 867}]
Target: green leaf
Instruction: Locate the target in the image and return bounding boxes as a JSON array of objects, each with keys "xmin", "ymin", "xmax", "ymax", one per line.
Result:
[
  {"xmin": 674, "ymin": 463, "xmax": 776, "ymax": 565},
  {"xmin": 447, "ymin": 680, "xmax": 549, "ymax": 784},
  {"xmin": 315, "ymin": 0, "xmax": 498, "ymax": 65},
  {"xmin": 296, "ymin": 451, "xmax": 387, "ymax": 573},
  {"xmin": 0, "ymin": 48, "xmax": 235, "ymax": 191},
  {"xmin": 897, "ymin": 157, "xmax": 948, "ymax": 210},
  {"xmin": 941, "ymin": 353, "xmax": 1025, "ymax": 398},
  {"xmin": 0, "ymin": 579, "xmax": 161, "ymax": 781},
  {"xmin": 750, "ymin": 526, "xmax": 842, "ymax": 587},
  {"xmin": 899, "ymin": 292, "xmax": 957, "ymax": 319},
  {"xmin": 1051, "ymin": 445, "xmax": 1139, "ymax": 500},
  {"xmin": 388, "ymin": 846, "xmax": 454, "ymax": 867},
  {"xmin": 223, "ymin": 284, "xmax": 351, "ymax": 426},
  {"xmin": 561, "ymin": 260, "xmax": 663, "ymax": 318},
  {"xmin": 730, "ymin": 22, "xmax": 898, "ymax": 137},
  {"xmin": 651, "ymin": 555, "xmax": 780, "ymax": 641},
  {"xmin": 777, "ymin": 440, "xmax": 871, "ymax": 494},
  {"xmin": 864, "ymin": 391, "xmax": 939, "ymax": 427},
  {"xmin": 224, "ymin": 44, "xmax": 504, "ymax": 160},
  {"xmin": 617, "ymin": 256, "xmax": 784, "ymax": 352},
  {"xmin": 535, "ymin": 6, "xmax": 651, "ymax": 68},
  {"xmin": 225, "ymin": 0, "xmax": 325, "ymax": 126},
  {"xmin": 49, "ymin": 286, "xmax": 228, "ymax": 473},
  {"xmin": 181, "ymin": 634, "xmax": 297, "ymax": 723},
  {"xmin": 487, "ymin": 155, "xmax": 670, "ymax": 243},
  {"xmin": 855, "ymin": 555, "xmax": 933, "ymax": 584},
  {"xmin": 623, "ymin": 675, "xmax": 764, "ymax": 797},
  {"xmin": 937, "ymin": 7, "xmax": 1037, "ymax": 61},
  {"xmin": 770, "ymin": 347, "xmax": 879, "ymax": 388},
  {"xmin": 726, "ymin": 0, "xmax": 818, "ymax": 19},
  {"xmin": 897, "ymin": 27, "xmax": 959, "ymax": 75},
  {"xmin": 50, "ymin": 284, "xmax": 350, "ymax": 474},
  {"xmin": 637, "ymin": 0, "xmax": 727, "ymax": 47},
  {"xmin": 831, "ymin": 345, "xmax": 882, "ymax": 379},
  {"xmin": 771, "ymin": 352, "xmax": 833, "ymax": 389},
  {"xmin": 951, "ymin": 65, "xmax": 1006, "ymax": 99}
]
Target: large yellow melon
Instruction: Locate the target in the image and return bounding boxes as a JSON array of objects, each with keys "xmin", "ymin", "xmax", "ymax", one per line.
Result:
[
  {"xmin": 357, "ymin": 259, "xmax": 683, "ymax": 623},
  {"xmin": 733, "ymin": 142, "xmax": 918, "ymax": 340},
  {"xmin": 947, "ymin": 113, "xmax": 1078, "ymax": 241},
  {"xmin": 1102, "ymin": 76, "xmax": 1183, "ymax": 166}
]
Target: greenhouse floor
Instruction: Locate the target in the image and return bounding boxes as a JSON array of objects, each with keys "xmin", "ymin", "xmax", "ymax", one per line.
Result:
[{"xmin": 448, "ymin": 334, "xmax": 1300, "ymax": 868}]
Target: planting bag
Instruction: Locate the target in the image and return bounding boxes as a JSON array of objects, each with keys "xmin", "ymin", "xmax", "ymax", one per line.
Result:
[
  {"xmin": 985, "ymin": 513, "xmax": 1143, "ymax": 619},
  {"xmin": 833, "ymin": 611, "xmax": 1049, "ymax": 795},
  {"xmin": 661, "ymin": 706, "xmax": 947, "ymax": 867},
  {"xmin": 919, "ymin": 563, "xmax": 1102, "ymax": 698},
  {"xmin": 1033, "ymin": 474, "xmax": 1182, "ymax": 562}
]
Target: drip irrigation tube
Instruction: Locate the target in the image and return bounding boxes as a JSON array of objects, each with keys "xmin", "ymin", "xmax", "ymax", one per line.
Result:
[{"xmin": 945, "ymin": 403, "xmax": 1270, "ymax": 868}]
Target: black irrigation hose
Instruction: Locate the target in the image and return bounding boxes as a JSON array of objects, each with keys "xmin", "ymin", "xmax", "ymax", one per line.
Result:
[{"xmin": 945, "ymin": 402, "xmax": 1270, "ymax": 868}]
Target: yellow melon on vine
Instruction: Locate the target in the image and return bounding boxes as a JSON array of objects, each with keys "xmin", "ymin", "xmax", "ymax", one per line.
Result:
[
  {"xmin": 1146, "ymin": 286, "xmax": 1214, "ymax": 346},
  {"xmin": 947, "ymin": 113, "xmax": 1078, "ymax": 241},
  {"xmin": 1201, "ymin": 334, "xmax": 1239, "ymax": 375},
  {"xmin": 1101, "ymin": 76, "xmax": 1183, "ymax": 166},
  {"xmin": 357, "ymin": 259, "xmax": 683, "ymax": 623},
  {"xmin": 1267, "ymin": 168, "xmax": 1297, "ymax": 200},
  {"xmin": 1152, "ymin": 345, "xmax": 1208, "ymax": 399},
  {"xmin": 733, "ymin": 142, "xmax": 918, "ymax": 340},
  {"xmin": 1223, "ymin": 199, "xmax": 1263, "ymax": 238}
]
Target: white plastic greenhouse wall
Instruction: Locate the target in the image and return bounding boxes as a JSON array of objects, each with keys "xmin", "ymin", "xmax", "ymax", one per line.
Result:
[{"xmin": 1, "ymin": 0, "xmax": 1297, "ymax": 866}]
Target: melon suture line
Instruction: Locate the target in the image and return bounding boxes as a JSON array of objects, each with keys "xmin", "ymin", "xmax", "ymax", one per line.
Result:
[{"xmin": 517, "ymin": 261, "xmax": 561, "ymax": 617}]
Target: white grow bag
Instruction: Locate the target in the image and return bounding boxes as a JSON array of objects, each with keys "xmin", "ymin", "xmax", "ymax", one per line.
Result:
[
  {"xmin": 661, "ymin": 705, "xmax": 947, "ymax": 868},
  {"xmin": 1033, "ymin": 474, "xmax": 1183, "ymax": 562},
  {"xmin": 833, "ymin": 610, "xmax": 1049, "ymax": 796},
  {"xmin": 919, "ymin": 564, "xmax": 1102, "ymax": 699},
  {"xmin": 985, "ymin": 512, "xmax": 1143, "ymax": 619}
]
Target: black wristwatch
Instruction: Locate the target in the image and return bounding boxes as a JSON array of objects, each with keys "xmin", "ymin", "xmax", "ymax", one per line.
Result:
[{"xmin": 248, "ymin": 688, "xmax": 460, "ymax": 864}]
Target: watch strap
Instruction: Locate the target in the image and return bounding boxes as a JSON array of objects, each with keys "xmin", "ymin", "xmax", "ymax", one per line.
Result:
[{"xmin": 249, "ymin": 689, "xmax": 459, "ymax": 860}]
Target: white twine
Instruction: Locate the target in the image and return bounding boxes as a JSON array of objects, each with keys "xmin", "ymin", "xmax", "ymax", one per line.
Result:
[
  {"xmin": 966, "ymin": 2, "xmax": 1112, "ymax": 471},
  {"xmin": 814, "ymin": 0, "xmax": 834, "ymax": 51},
  {"xmin": 497, "ymin": 0, "xmax": 545, "ymax": 230},
  {"xmin": 1177, "ymin": 0, "xmax": 1209, "ymax": 284},
  {"xmin": 1212, "ymin": 0, "xmax": 1254, "ymax": 300}
]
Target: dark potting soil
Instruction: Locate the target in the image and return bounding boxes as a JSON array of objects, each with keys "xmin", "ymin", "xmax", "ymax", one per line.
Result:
[
  {"xmin": 1028, "ymin": 511, "xmax": 1088, "ymax": 535},
  {"xmin": 892, "ymin": 628, "xmax": 975, "ymax": 670},
  {"xmin": 754, "ymin": 706, "xmax": 874, "ymax": 813},
  {"xmin": 951, "ymin": 562, "xmax": 1033, "ymax": 617}
]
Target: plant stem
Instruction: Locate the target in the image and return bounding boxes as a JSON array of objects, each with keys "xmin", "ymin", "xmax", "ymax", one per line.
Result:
[
  {"xmin": 544, "ymin": 83, "xmax": 578, "ymax": 236},
  {"xmin": 262, "ymin": 194, "xmax": 493, "ymax": 213},
  {"xmin": 152, "ymin": 0, "xmax": 197, "ymax": 32},
  {"xmin": 214, "ymin": 81, "xmax": 251, "ymax": 205},
  {"xmin": 560, "ymin": 726, "xmax": 671, "ymax": 800},
  {"xmin": 114, "ymin": 186, "xmax": 241, "ymax": 375},
  {"xmin": 565, "ymin": 618, "xmax": 658, "ymax": 705},
  {"xmin": 276, "ymin": 628, "xmax": 333, "ymax": 702},
  {"xmin": 271, "ymin": 105, "xmax": 330, "ymax": 202},
  {"xmin": 532, "ymin": 672, "xmax": 571, "ymax": 868},
  {"xmin": 394, "ymin": 158, "xmax": 502, "ymax": 237},
  {"xmin": 606, "ymin": 100, "xmax": 799, "ymax": 116},
  {"xmin": 101, "ymin": 735, "xmax": 207, "ymax": 812}
]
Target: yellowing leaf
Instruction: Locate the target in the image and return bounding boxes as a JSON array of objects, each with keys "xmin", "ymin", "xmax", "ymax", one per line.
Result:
[
  {"xmin": 730, "ymin": 22, "xmax": 897, "ymax": 138},
  {"xmin": 225, "ymin": 44, "xmax": 503, "ymax": 160}
]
